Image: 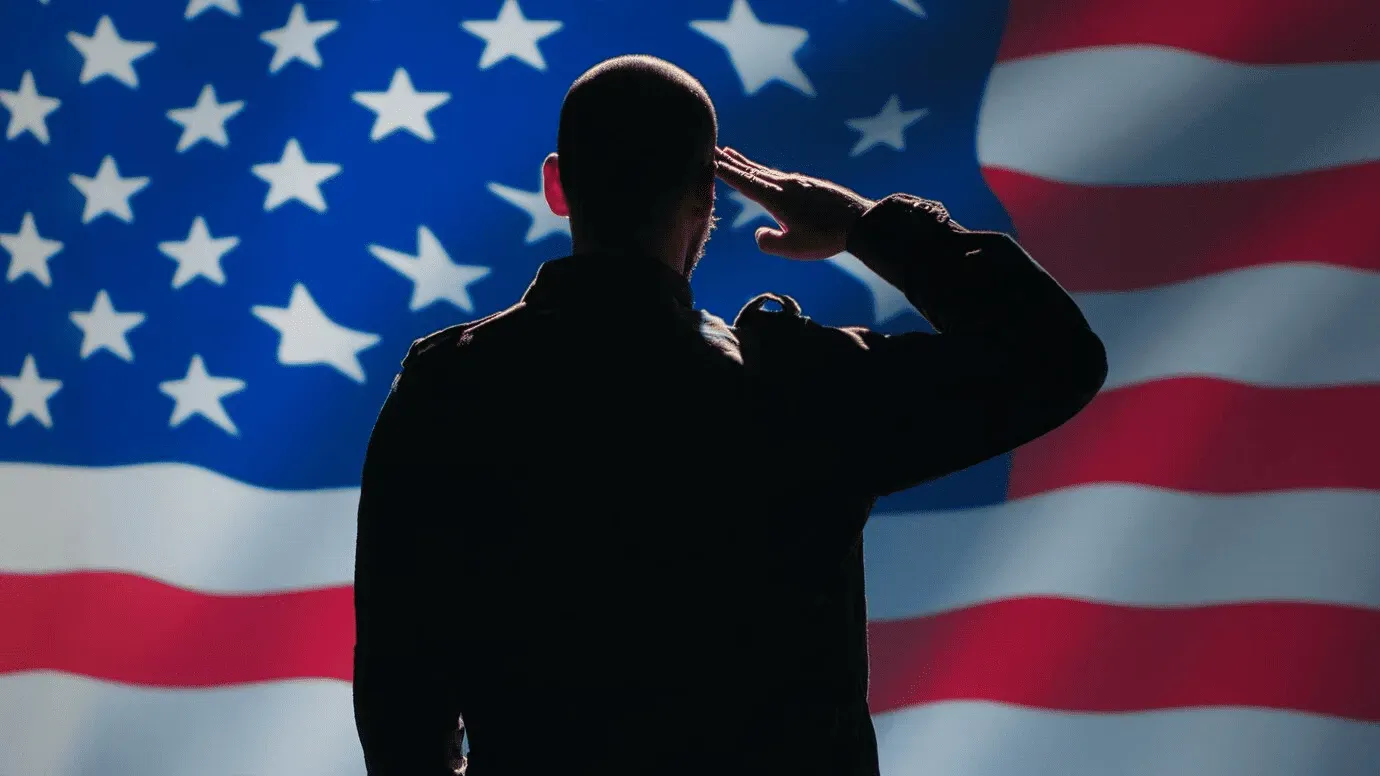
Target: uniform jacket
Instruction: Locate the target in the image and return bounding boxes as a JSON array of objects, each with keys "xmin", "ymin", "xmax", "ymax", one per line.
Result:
[{"xmin": 352, "ymin": 193, "xmax": 1108, "ymax": 776}]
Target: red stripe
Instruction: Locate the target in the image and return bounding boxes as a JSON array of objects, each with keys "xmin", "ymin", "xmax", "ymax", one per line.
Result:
[
  {"xmin": 1008, "ymin": 379, "xmax": 1380, "ymax": 499},
  {"xmin": 980, "ymin": 163, "xmax": 1380, "ymax": 293},
  {"xmin": 867, "ymin": 597, "xmax": 1380, "ymax": 720},
  {"xmin": 6, "ymin": 573, "xmax": 1378, "ymax": 720},
  {"xmin": 0, "ymin": 572, "xmax": 353, "ymax": 686},
  {"xmin": 996, "ymin": 0, "xmax": 1380, "ymax": 64},
  {"xmin": 5, "ymin": 573, "xmax": 1380, "ymax": 722}
]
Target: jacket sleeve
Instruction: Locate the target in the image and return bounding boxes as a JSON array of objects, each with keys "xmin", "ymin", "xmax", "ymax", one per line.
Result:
[
  {"xmin": 353, "ymin": 352, "xmax": 465, "ymax": 776},
  {"xmin": 803, "ymin": 193, "xmax": 1107, "ymax": 498}
]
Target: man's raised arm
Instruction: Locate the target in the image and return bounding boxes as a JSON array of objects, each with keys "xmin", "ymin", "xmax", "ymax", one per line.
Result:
[
  {"xmin": 828, "ymin": 193, "xmax": 1107, "ymax": 496},
  {"xmin": 715, "ymin": 146, "xmax": 1107, "ymax": 498}
]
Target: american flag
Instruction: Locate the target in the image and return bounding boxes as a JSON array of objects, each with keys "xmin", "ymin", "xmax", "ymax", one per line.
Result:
[{"xmin": 2, "ymin": 0, "xmax": 1377, "ymax": 772}]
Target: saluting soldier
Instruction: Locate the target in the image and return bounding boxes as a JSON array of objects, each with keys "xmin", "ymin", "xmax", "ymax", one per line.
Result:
[{"xmin": 353, "ymin": 54, "xmax": 1107, "ymax": 776}]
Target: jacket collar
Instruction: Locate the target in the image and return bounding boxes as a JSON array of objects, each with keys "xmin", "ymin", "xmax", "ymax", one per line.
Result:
[{"xmin": 520, "ymin": 251, "xmax": 694, "ymax": 311}]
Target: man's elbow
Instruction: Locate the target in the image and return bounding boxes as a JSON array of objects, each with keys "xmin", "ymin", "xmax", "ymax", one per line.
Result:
[
  {"xmin": 1033, "ymin": 325, "xmax": 1107, "ymax": 416},
  {"xmin": 1021, "ymin": 328, "xmax": 1106, "ymax": 447},
  {"xmin": 1067, "ymin": 328, "xmax": 1109, "ymax": 408}
]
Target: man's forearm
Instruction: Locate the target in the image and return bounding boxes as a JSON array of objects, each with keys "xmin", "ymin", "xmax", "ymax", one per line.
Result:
[{"xmin": 844, "ymin": 193, "xmax": 1101, "ymax": 348}]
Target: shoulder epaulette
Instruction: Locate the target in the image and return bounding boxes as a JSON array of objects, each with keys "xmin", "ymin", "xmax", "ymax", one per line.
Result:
[
  {"xmin": 733, "ymin": 292, "xmax": 804, "ymax": 328},
  {"xmin": 402, "ymin": 304, "xmax": 519, "ymax": 367}
]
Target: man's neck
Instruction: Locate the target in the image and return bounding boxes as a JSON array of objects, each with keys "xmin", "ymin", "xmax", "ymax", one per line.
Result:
[
  {"xmin": 528, "ymin": 246, "xmax": 695, "ymax": 310},
  {"xmin": 571, "ymin": 237, "xmax": 687, "ymax": 279}
]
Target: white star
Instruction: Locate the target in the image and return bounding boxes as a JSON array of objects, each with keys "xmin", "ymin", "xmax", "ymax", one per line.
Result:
[
  {"xmin": 352, "ymin": 68, "xmax": 451, "ymax": 142},
  {"xmin": 846, "ymin": 94, "xmax": 928, "ymax": 157},
  {"xmin": 70, "ymin": 289, "xmax": 146, "ymax": 361},
  {"xmin": 2, "ymin": 212, "xmax": 63, "ymax": 287},
  {"xmin": 461, "ymin": 0, "xmax": 563, "ymax": 71},
  {"xmin": 252, "ymin": 283, "xmax": 381, "ymax": 383},
  {"xmin": 890, "ymin": 0, "xmax": 927, "ymax": 16},
  {"xmin": 0, "ymin": 355, "xmax": 61, "ymax": 428},
  {"xmin": 251, "ymin": 138, "xmax": 341, "ymax": 213},
  {"xmin": 69, "ymin": 155, "xmax": 150, "ymax": 224},
  {"xmin": 691, "ymin": 0, "xmax": 813, "ymax": 96},
  {"xmin": 260, "ymin": 3, "xmax": 338, "ymax": 74},
  {"xmin": 167, "ymin": 84, "xmax": 244, "ymax": 151},
  {"xmin": 158, "ymin": 216, "xmax": 239, "ymax": 288},
  {"xmin": 186, "ymin": 0, "xmax": 240, "ymax": 20},
  {"xmin": 368, "ymin": 226, "xmax": 491, "ymax": 313},
  {"xmin": 1, "ymin": 71, "xmax": 61, "ymax": 144},
  {"xmin": 67, "ymin": 15, "xmax": 156, "ymax": 89},
  {"xmin": 726, "ymin": 189, "xmax": 776, "ymax": 229},
  {"xmin": 828, "ymin": 252, "xmax": 916, "ymax": 324},
  {"xmin": 487, "ymin": 180, "xmax": 571, "ymax": 243},
  {"xmin": 159, "ymin": 355, "xmax": 246, "ymax": 435}
]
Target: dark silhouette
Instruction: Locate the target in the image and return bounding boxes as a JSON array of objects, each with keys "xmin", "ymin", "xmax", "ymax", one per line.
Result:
[{"xmin": 353, "ymin": 54, "xmax": 1107, "ymax": 776}]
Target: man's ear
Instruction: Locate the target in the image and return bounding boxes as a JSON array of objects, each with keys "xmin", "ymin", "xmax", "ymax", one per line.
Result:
[{"xmin": 542, "ymin": 153, "xmax": 569, "ymax": 217}]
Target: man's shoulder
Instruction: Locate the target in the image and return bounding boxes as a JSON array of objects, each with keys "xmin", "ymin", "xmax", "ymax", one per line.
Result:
[
  {"xmin": 402, "ymin": 302, "xmax": 529, "ymax": 368},
  {"xmin": 397, "ymin": 291, "xmax": 877, "ymax": 372}
]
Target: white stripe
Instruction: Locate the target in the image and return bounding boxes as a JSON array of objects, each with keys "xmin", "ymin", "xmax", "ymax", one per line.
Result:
[
  {"xmin": 977, "ymin": 46, "xmax": 1380, "ymax": 184},
  {"xmin": 7, "ymin": 465, "xmax": 1380, "ymax": 618},
  {"xmin": 864, "ymin": 485, "xmax": 1380, "ymax": 620},
  {"xmin": 0, "ymin": 673, "xmax": 363, "ymax": 776},
  {"xmin": 874, "ymin": 701, "xmax": 1380, "ymax": 776},
  {"xmin": 7, "ymin": 676, "xmax": 1374, "ymax": 776},
  {"xmin": 1074, "ymin": 264, "xmax": 1380, "ymax": 390},
  {"xmin": 0, "ymin": 463, "xmax": 358, "ymax": 592}
]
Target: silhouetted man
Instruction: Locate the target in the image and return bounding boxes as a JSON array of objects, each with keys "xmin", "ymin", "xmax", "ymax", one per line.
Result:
[{"xmin": 354, "ymin": 54, "xmax": 1107, "ymax": 776}]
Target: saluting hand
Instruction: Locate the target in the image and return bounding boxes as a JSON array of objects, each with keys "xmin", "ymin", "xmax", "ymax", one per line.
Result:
[{"xmin": 714, "ymin": 146, "xmax": 876, "ymax": 261}]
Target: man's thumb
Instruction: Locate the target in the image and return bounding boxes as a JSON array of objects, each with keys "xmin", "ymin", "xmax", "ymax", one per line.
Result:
[{"xmin": 755, "ymin": 226, "xmax": 808, "ymax": 258}]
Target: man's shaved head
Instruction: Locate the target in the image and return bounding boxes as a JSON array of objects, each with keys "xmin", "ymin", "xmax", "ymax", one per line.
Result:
[{"xmin": 550, "ymin": 55, "xmax": 718, "ymax": 272}]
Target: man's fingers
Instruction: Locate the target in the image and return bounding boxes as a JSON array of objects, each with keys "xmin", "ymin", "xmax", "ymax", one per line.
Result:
[
  {"xmin": 719, "ymin": 146, "xmax": 760, "ymax": 168},
  {"xmin": 720, "ymin": 146, "xmax": 773, "ymax": 175},
  {"xmin": 720, "ymin": 148, "xmax": 789, "ymax": 186},
  {"xmin": 713, "ymin": 157, "xmax": 753, "ymax": 189},
  {"xmin": 714, "ymin": 153, "xmax": 758, "ymax": 181},
  {"xmin": 715, "ymin": 157, "xmax": 783, "ymax": 197}
]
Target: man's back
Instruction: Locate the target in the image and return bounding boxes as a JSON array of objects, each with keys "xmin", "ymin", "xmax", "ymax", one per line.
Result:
[{"xmin": 357, "ymin": 251, "xmax": 885, "ymax": 774}]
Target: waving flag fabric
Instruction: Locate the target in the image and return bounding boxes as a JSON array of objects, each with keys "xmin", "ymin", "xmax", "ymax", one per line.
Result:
[{"xmin": 2, "ymin": 0, "xmax": 1377, "ymax": 773}]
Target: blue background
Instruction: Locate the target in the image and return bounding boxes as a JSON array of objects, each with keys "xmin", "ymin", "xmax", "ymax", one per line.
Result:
[{"xmin": 0, "ymin": 0, "xmax": 1013, "ymax": 512}]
